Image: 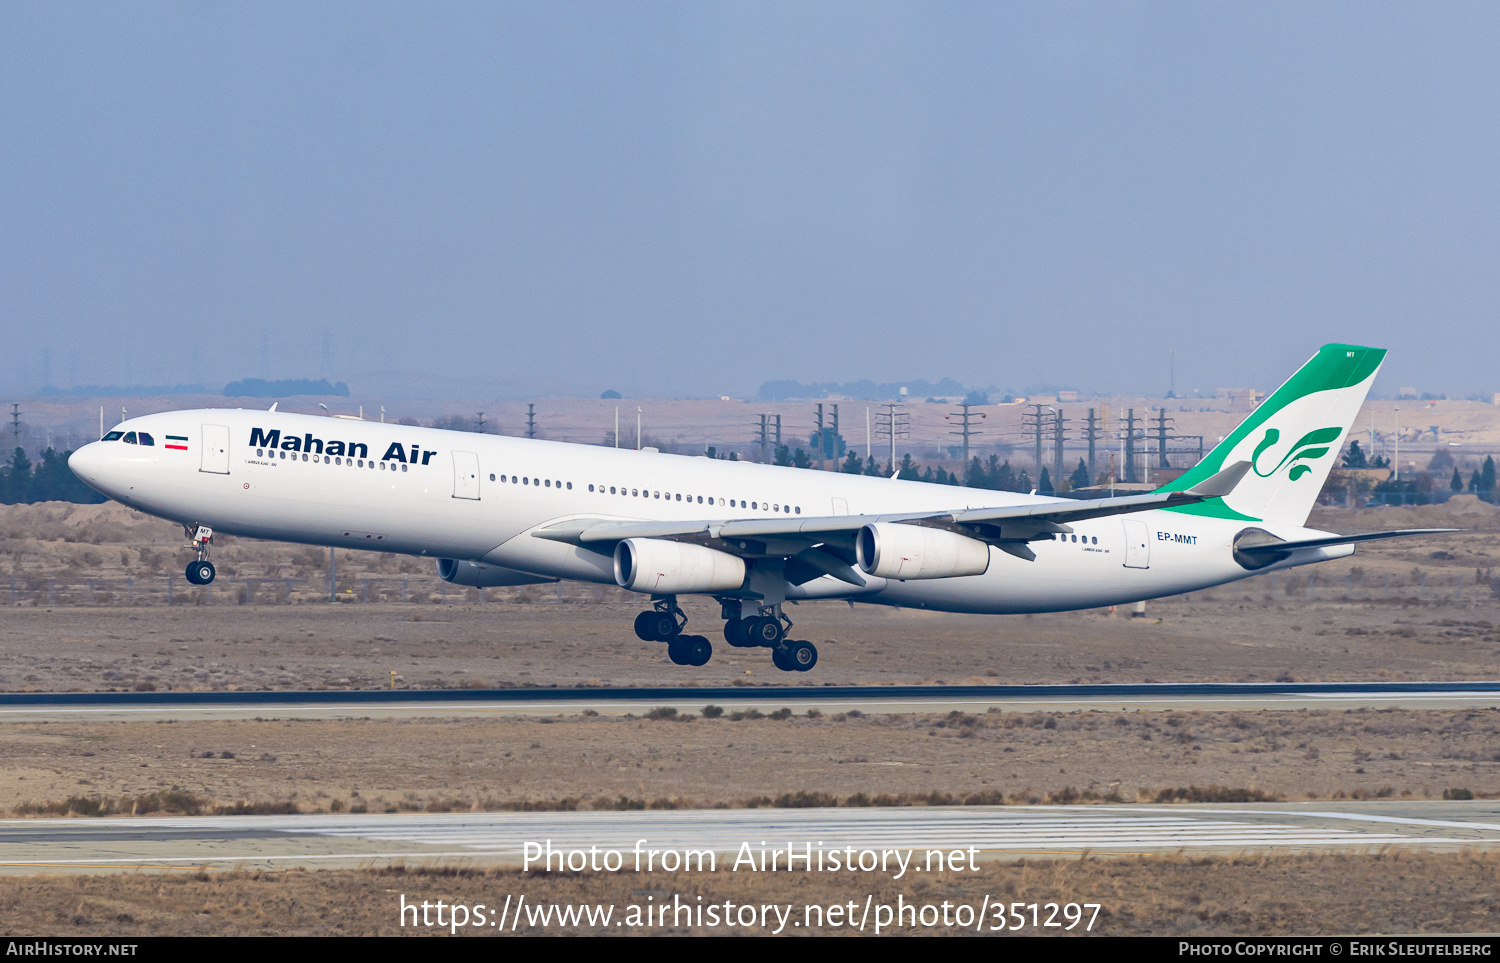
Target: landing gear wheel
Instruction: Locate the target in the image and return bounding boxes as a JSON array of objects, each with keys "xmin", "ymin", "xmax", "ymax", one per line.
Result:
[
  {"xmin": 185, "ymin": 561, "xmax": 215, "ymax": 585},
  {"xmin": 723, "ymin": 619, "xmax": 754, "ymax": 648},
  {"xmin": 787, "ymin": 639, "xmax": 817, "ymax": 672},
  {"xmin": 652, "ymin": 612, "xmax": 681, "ymax": 640},
  {"xmin": 749, "ymin": 616, "xmax": 784, "ymax": 647},
  {"xmin": 634, "ymin": 611, "xmax": 661, "ymax": 641},
  {"xmin": 683, "ymin": 635, "xmax": 712, "ymax": 666},
  {"xmin": 771, "ymin": 642, "xmax": 795, "ymax": 672},
  {"xmin": 668, "ymin": 635, "xmax": 712, "ymax": 667}
]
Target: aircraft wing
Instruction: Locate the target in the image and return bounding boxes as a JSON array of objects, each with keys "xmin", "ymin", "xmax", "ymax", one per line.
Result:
[{"xmin": 534, "ymin": 461, "xmax": 1253, "ymax": 561}]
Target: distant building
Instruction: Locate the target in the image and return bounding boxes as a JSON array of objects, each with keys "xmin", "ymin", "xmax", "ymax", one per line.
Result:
[
  {"xmin": 1057, "ymin": 390, "xmax": 1079, "ymax": 402},
  {"xmin": 1217, "ymin": 388, "xmax": 1262, "ymax": 412}
]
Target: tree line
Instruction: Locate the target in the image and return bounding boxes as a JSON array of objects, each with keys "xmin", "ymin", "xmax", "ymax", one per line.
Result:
[
  {"xmin": 0, "ymin": 448, "xmax": 105, "ymax": 504},
  {"xmin": 771, "ymin": 445, "xmax": 1100, "ymax": 495}
]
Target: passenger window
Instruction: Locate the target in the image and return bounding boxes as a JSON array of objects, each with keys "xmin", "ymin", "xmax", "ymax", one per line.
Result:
[
  {"xmin": 751, "ymin": 502, "xmax": 757, "ymax": 509},
  {"xmin": 280, "ymin": 451, "xmax": 286, "ymax": 459},
  {"xmin": 137, "ymin": 432, "xmax": 155, "ymax": 446},
  {"xmin": 102, "ymin": 431, "xmax": 124, "ymax": 442},
  {"xmin": 123, "ymin": 432, "xmax": 137, "ymax": 444},
  {"xmin": 675, "ymin": 493, "xmax": 681, "ymax": 501},
  {"xmin": 523, "ymin": 477, "xmax": 529, "ymax": 485},
  {"xmin": 545, "ymin": 479, "xmax": 551, "ymax": 488},
  {"xmin": 795, "ymin": 506, "xmax": 800, "ymax": 514},
  {"xmin": 401, "ymin": 464, "xmax": 407, "ymax": 472},
  {"xmin": 566, "ymin": 482, "xmax": 572, "ymax": 490}
]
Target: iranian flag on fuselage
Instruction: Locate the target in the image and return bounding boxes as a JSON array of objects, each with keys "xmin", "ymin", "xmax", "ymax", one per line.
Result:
[{"xmin": 165, "ymin": 434, "xmax": 188, "ymax": 451}]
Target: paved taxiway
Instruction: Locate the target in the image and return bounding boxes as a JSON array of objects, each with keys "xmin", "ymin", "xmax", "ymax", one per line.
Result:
[
  {"xmin": 1, "ymin": 802, "xmax": 1497, "ymax": 874},
  {"xmin": 0, "ymin": 682, "xmax": 1496, "ymax": 722}
]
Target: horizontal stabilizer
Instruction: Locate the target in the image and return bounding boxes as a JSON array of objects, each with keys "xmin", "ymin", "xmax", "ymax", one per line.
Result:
[
  {"xmin": 1236, "ymin": 528, "xmax": 1459, "ymax": 556},
  {"xmin": 1185, "ymin": 460, "xmax": 1251, "ymax": 499}
]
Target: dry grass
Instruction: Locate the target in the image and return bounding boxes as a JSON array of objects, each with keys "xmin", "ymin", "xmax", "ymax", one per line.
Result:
[
  {"xmin": 1, "ymin": 708, "xmax": 1496, "ymax": 817},
  {"xmin": 0, "ymin": 850, "xmax": 1495, "ymax": 935}
]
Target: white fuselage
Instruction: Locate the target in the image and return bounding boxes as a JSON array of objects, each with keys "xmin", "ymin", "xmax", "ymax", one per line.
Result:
[{"xmin": 68, "ymin": 409, "xmax": 1350, "ymax": 614}]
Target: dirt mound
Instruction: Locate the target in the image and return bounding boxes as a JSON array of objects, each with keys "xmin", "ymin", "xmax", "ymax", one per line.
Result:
[
  {"xmin": 1, "ymin": 501, "xmax": 177, "ymax": 544},
  {"xmin": 1310, "ymin": 495, "xmax": 1500, "ymax": 533}
]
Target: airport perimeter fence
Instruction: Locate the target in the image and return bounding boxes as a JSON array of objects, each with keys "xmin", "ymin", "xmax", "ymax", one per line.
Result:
[
  {"xmin": 1195, "ymin": 569, "xmax": 1500, "ymax": 606},
  {"xmin": 7, "ymin": 571, "xmax": 1500, "ymax": 608},
  {"xmin": 5, "ymin": 575, "xmax": 631, "ymax": 608}
]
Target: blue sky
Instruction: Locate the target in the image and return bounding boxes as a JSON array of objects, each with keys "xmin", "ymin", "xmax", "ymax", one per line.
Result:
[{"xmin": 3, "ymin": 2, "xmax": 1498, "ymax": 399}]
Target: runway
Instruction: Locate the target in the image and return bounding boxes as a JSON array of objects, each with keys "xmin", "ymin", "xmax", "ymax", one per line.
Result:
[
  {"xmin": 1, "ymin": 802, "xmax": 1497, "ymax": 874},
  {"xmin": 0, "ymin": 681, "xmax": 1496, "ymax": 721}
]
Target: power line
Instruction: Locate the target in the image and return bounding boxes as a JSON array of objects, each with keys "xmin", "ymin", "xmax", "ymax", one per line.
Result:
[{"xmin": 946, "ymin": 403, "xmax": 985, "ymax": 470}]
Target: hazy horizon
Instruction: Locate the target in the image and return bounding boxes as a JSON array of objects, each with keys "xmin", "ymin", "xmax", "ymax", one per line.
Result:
[{"xmin": 4, "ymin": 3, "xmax": 1499, "ymax": 401}]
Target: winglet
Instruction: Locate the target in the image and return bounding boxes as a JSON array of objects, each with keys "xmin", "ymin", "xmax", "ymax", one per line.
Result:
[
  {"xmin": 1184, "ymin": 460, "xmax": 1251, "ymax": 499},
  {"xmin": 268, "ymin": 402, "xmax": 278, "ymax": 412}
]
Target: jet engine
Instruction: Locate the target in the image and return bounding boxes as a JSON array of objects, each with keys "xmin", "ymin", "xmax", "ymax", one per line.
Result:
[
  {"xmin": 614, "ymin": 539, "xmax": 747, "ymax": 594},
  {"xmin": 436, "ymin": 558, "xmax": 557, "ymax": 587},
  {"xmin": 855, "ymin": 523, "xmax": 990, "ymax": 580}
]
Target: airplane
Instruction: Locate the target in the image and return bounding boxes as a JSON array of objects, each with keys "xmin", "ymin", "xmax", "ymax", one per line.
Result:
[{"xmin": 67, "ymin": 343, "xmax": 1448, "ymax": 673}]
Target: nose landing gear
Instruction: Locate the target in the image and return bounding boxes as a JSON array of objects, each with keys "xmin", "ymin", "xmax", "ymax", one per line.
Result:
[{"xmin": 183, "ymin": 525, "xmax": 216, "ymax": 585}]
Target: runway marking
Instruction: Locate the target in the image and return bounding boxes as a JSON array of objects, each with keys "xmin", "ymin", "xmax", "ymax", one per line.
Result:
[{"xmin": 1, "ymin": 806, "xmax": 1495, "ymax": 871}]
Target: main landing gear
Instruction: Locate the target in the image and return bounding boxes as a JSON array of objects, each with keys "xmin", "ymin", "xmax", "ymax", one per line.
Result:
[
  {"xmin": 720, "ymin": 601, "xmax": 818, "ymax": 673},
  {"xmin": 634, "ymin": 597, "xmax": 713, "ymax": 667},
  {"xmin": 184, "ymin": 525, "xmax": 216, "ymax": 585}
]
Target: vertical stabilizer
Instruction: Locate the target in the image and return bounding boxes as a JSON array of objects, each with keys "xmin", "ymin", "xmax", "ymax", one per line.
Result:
[{"xmin": 1161, "ymin": 344, "xmax": 1385, "ymax": 526}]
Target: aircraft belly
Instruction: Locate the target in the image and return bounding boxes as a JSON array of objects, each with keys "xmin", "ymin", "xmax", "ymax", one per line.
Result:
[{"xmin": 131, "ymin": 460, "xmax": 527, "ymax": 559}]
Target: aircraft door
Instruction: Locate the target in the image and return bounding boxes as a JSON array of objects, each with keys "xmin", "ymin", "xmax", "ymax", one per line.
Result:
[
  {"xmin": 831, "ymin": 498, "xmax": 849, "ymax": 516},
  {"xmin": 452, "ymin": 450, "xmax": 480, "ymax": 500},
  {"xmin": 200, "ymin": 425, "xmax": 230, "ymax": 474},
  {"xmin": 1122, "ymin": 519, "xmax": 1150, "ymax": 569}
]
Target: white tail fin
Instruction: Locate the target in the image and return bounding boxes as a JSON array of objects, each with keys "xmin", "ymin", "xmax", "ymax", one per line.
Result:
[{"xmin": 1160, "ymin": 344, "xmax": 1385, "ymax": 526}]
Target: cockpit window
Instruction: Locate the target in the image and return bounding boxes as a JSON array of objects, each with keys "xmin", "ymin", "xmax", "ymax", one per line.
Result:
[
  {"xmin": 123, "ymin": 432, "xmax": 138, "ymax": 444},
  {"xmin": 136, "ymin": 432, "xmax": 155, "ymax": 446},
  {"xmin": 102, "ymin": 431, "xmax": 123, "ymax": 442}
]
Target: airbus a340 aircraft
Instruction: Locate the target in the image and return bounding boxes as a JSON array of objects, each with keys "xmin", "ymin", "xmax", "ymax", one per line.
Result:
[{"xmin": 69, "ymin": 344, "xmax": 1445, "ymax": 673}]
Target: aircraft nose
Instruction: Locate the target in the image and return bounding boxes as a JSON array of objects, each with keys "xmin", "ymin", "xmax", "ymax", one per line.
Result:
[{"xmin": 68, "ymin": 443, "xmax": 104, "ymax": 485}]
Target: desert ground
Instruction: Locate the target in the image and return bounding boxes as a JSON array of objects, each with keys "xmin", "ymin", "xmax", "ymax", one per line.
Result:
[
  {"xmin": 0, "ymin": 852, "xmax": 1495, "ymax": 936},
  {"xmin": 0, "ymin": 497, "xmax": 1496, "ymax": 934},
  {"xmin": 0, "ymin": 498, "xmax": 1497, "ymax": 693}
]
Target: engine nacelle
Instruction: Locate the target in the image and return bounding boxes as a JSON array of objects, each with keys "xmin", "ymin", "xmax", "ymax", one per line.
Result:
[
  {"xmin": 437, "ymin": 558, "xmax": 556, "ymax": 587},
  {"xmin": 614, "ymin": 539, "xmax": 747, "ymax": 595},
  {"xmin": 856, "ymin": 523, "xmax": 990, "ymax": 580}
]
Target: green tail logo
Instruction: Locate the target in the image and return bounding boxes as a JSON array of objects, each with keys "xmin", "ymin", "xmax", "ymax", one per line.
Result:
[{"xmin": 1251, "ymin": 426, "xmax": 1342, "ymax": 481}]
